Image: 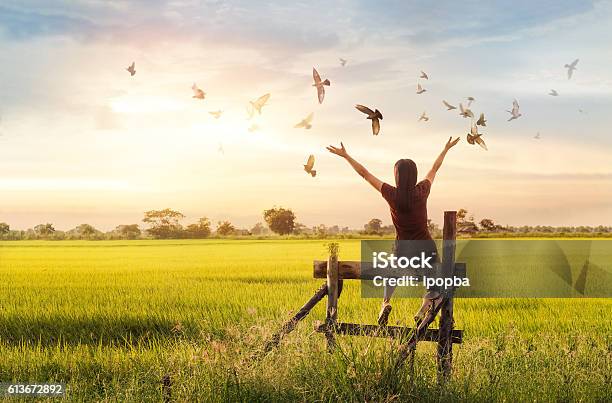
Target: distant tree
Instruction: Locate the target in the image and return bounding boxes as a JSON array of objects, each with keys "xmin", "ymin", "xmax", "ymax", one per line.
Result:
[
  {"xmin": 292, "ymin": 222, "xmax": 309, "ymax": 235},
  {"xmin": 250, "ymin": 222, "xmax": 267, "ymax": 236},
  {"xmin": 143, "ymin": 209, "xmax": 185, "ymax": 239},
  {"xmin": 479, "ymin": 218, "xmax": 497, "ymax": 232},
  {"xmin": 184, "ymin": 217, "xmax": 212, "ymax": 238},
  {"xmin": 115, "ymin": 224, "xmax": 142, "ymax": 240},
  {"xmin": 364, "ymin": 218, "xmax": 383, "ymax": 235},
  {"xmin": 263, "ymin": 207, "xmax": 296, "ymax": 235},
  {"xmin": 457, "ymin": 209, "xmax": 478, "ymax": 234},
  {"xmin": 34, "ymin": 223, "xmax": 55, "ymax": 238},
  {"xmin": 0, "ymin": 222, "xmax": 9, "ymax": 238},
  {"xmin": 217, "ymin": 221, "xmax": 235, "ymax": 236},
  {"xmin": 457, "ymin": 208, "xmax": 468, "ymax": 222},
  {"xmin": 74, "ymin": 224, "xmax": 98, "ymax": 239},
  {"xmin": 314, "ymin": 224, "xmax": 328, "ymax": 238},
  {"xmin": 427, "ymin": 219, "xmax": 440, "ymax": 238}
]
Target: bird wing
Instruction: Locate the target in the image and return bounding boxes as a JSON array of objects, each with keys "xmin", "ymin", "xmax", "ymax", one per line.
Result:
[
  {"xmin": 306, "ymin": 155, "xmax": 315, "ymax": 170},
  {"xmin": 256, "ymin": 93, "xmax": 270, "ymax": 107},
  {"xmin": 355, "ymin": 104, "xmax": 374, "ymax": 116},
  {"xmin": 459, "ymin": 103, "xmax": 465, "ymax": 113},
  {"xmin": 294, "ymin": 120, "xmax": 305, "ymax": 128},
  {"xmin": 470, "ymin": 123, "xmax": 479, "ymax": 135},
  {"xmin": 512, "ymin": 99, "xmax": 519, "ymax": 113},
  {"xmin": 317, "ymin": 86, "xmax": 325, "ymax": 104},
  {"xmin": 313, "ymin": 68, "xmax": 321, "ymax": 85},
  {"xmin": 477, "ymin": 113, "xmax": 485, "ymax": 126},
  {"xmin": 372, "ymin": 118, "xmax": 380, "ymax": 135},
  {"xmin": 421, "ymin": 71, "xmax": 428, "ymax": 79},
  {"xmin": 570, "ymin": 59, "xmax": 579, "ymax": 68},
  {"xmin": 475, "ymin": 136, "xmax": 488, "ymax": 150},
  {"xmin": 443, "ymin": 100, "xmax": 455, "ymax": 109},
  {"xmin": 304, "ymin": 112, "xmax": 314, "ymax": 123},
  {"xmin": 417, "ymin": 83, "xmax": 422, "ymax": 92}
]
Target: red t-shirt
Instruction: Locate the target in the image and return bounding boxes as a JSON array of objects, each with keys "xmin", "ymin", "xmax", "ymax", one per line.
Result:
[{"xmin": 381, "ymin": 179, "xmax": 432, "ymax": 240}]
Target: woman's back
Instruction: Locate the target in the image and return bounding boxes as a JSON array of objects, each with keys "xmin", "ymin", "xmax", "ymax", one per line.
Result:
[{"xmin": 381, "ymin": 178, "xmax": 432, "ymax": 240}]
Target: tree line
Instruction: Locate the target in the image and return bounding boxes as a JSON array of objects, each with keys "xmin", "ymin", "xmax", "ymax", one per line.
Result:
[{"xmin": 0, "ymin": 207, "xmax": 610, "ymax": 240}]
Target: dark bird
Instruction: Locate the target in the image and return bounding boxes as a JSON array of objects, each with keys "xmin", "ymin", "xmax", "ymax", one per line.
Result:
[
  {"xmin": 420, "ymin": 71, "xmax": 428, "ymax": 79},
  {"xmin": 339, "ymin": 58, "xmax": 347, "ymax": 67},
  {"xmin": 534, "ymin": 132, "xmax": 541, "ymax": 140},
  {"xmin": 209, "ymin": 110, "xmax": 223, "ymax": 119},
  {"xmin": 416, "ymin": 83, "xmax": 426, "ymax": 94},
  {"xmin": 126, "ymin": 62, "xmax": 136, "ymax": 76},
  {"xmin": 248, "ymin": 93, "xmax": 270, "ymax": 118},
  {"xmin": 304, "ymin": 155, "xmax": 316, "ymax": 177},
  {"xmin": 418, "ymin": 111, "xmax": 429, "ymax": 122},
  {"xmin": 549, "ymin": 89, "xmax": 559, "ymax": 96},
  {"xmin": 312, "ymin": 68, "xmax": 330, "ymax": 104},
  {"xmin": 192, "ymin": 83, "xmax": 205, "ymax": 99},
  {"xmin": 294, "ymin": 112, "xmax": 314, "ymax": 129},
  {"xmin": 507, "ymin": 99, "xmax": 522, "ymax": 121},
  {"xmin": 442, "ymin": 100, "xmax": 457, "ymax": 110},
  {"xmin": 565, "ymin": 59, "xmax": 579, "ymax": 80},
  {"xmin": 355, "ymin": 104, "xmax": 383, "ymax": 135},
  {"xmin": 467, "ymin": 123, "xmax": 487, "ymax": 151},
  {"xmin": 476, "ymin": 113, "xmax": 487, "ymax": 127}
]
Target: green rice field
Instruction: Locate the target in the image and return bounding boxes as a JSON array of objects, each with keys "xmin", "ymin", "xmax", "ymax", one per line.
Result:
[{"xmin": 0, "ymin": 240, "xmax": 610, "ymax": 401}]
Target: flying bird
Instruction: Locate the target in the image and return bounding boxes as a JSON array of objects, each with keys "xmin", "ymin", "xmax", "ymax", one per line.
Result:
[
  {"xmin": 549, "ymin": 89, "xmax": 559, "ymax": 96},
  {"xmin": 459, "ymin": 103, "xmax": 474, "ymax": 118},
  {"xmin": 418, "ymin": 111, "xmax": 429, "ymax": 122},
  {"xmin": 209, "ymin": 110, "xmax": 223, "ymax": 119},
  {"xmin": 355, "ymin": 104, "xmax": 383, "ymax": 135},
  {"xmin": 442, "ymin": 100, "xmax": 457, "ymax": 110},
  {"xmin": 304, "ymin": 155, "xmax": 316, "ymax": 177},
  {"xmin": 312, "ymin": 68, "xmax": 331, "ymax": 104},
  {"xmin": 192, "ymin": 83, "xmax": 205, "ymax": 99},
  {"xmin": 534, "ymin": 132, "xmax": 541, "ymax": 140},
  {"xmin": 564, "ymin": 59, "xmax": 579, "ymax": 80},
  {"xmin": 218, "ymin": 143, "xmax": 224, "ymax": 154},
  {"xmin": 420, "ymin": 71, "xmax": 428, "ymax": 79},
  {"xmin": 126, "ymin": 62, "xmax": 136, "ymax": 76},
  {"xmin": 294, "ymin": 112, "xmax": 314, "ymax": 129},
  {"xmin": 507, "ymin": 99, "xmax": 522, "ymax": 121},
  {"xmin": 248, "ymin": 124, "xmax": 260, "ymax": 132},
  {"xmin": 339, "ymin": 58, "xmax": 347, "ymax": 67},
  {"xmin": 467, "ymin": 123, "xmax": 487, "ymax": 151},
  {"xmin": 248, "ymin": 93, "xmax": 270, "ymax": 118},
  {"xmin": 476, "ymin": 113, "xmax": 487, "ymax": 127},
  {"xmin": 466, "ymin": 96, "xmax": 475, "ymax": 107},
  {"xmin": 416, "ymin": 83, "xmax": 426, "ymax": 94}
]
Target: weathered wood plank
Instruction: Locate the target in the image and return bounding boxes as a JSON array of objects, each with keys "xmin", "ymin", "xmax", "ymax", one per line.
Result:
[
  {"xmin": 314, "ymin": 260, "xmax": 360, "ymax": 279},
  {"xmin": 437, "ymin": 210, "xmax": 457, "ymax": 382},
  {"xmin": 325, "ymin": 244, "xmax": 339, "ymax": 352},
  {"xmin": 315, "ymin": 322, "xmax": 463, "ymax": 344}
]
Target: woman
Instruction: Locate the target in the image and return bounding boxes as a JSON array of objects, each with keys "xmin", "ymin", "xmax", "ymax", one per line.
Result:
[{"xmin": 327, "ymin": 136, "xmax": 460, "ymax": 325}]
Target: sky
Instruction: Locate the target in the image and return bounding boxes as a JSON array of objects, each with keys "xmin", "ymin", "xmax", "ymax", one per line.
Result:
[{"xmin": 1, "ymin": 0, "xmax": 612, "ymax": 231}]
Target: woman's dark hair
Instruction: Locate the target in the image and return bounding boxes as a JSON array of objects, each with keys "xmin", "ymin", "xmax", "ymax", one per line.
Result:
[{"xmin": 394, "ymin": 159, "xmax": 418, "ymax": 212}]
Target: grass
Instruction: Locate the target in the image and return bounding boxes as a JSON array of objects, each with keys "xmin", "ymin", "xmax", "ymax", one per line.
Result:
[{"xmin": 0, "ymin": 239, "xmax": 611, "ymax": 402}]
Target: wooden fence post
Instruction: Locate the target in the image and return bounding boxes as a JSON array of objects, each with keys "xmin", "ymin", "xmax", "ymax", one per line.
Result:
[
  {"xmin": 325, "ymin": 243, "xmax": 339, "ymax": 352},
  {"xmin": 437, "ymin": 211, "xmax": 457, "ymax": 382}
]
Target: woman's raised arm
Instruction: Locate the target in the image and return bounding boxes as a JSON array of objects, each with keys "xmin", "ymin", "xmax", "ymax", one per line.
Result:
[
  {"xmin": 425, "ymin": 136, "xmax": 460, "ymax": 184},
  {"xmin": 327, "ymin": 142, "xmax": 383, "ymax": 192}
]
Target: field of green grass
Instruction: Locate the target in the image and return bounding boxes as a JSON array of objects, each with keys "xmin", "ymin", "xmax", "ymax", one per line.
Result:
[{"xmin": 0, "ymin": 240, "xmax": 610, "ymax": 402}]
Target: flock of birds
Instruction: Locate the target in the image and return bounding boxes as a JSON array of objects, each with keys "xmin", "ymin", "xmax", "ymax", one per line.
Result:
[{"xmin": 121, "ymin": 57, "xmax": 583, "ymax": 177}]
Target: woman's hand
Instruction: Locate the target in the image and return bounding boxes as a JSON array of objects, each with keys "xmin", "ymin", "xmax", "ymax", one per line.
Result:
[
  {"xmin": 327, "ymin": 142, "xmax": 349, "ymax": 158},
  {"xmin": 444, "ymin": 136, "xmax": 460, "ymax": 151}
]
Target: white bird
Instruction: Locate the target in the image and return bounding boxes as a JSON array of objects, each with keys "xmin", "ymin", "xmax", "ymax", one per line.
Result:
[
  {"xmin": 564, "ymin": 59, "xmax": 579, "ymax": 80},
  {"xmin": 459, "ymin": 103, "xmax": 474, "ymax": 118},
  {"xmin": 218, "ymin": 143, "xmax": 224, "ymax": 154},
  {"xmin": 248, "ymin": 124, "xmax": 260, "ymax": 132},
  {"xmin": 312, "ymin": 67, "xmax": 331, "ymax": 104},
  {"xmin": 126, "ymin": 62, "xmax": 136, "ymax": 76},
  {"xmin": 192, "ymin": 83, "xmax": 205, "ymax": 99},
  {"xmin": 416, "ymin": 83, "xmax": 426, "ymax": 94},
  {"xmin": 339, "ymin": 58, "xmax": 347, "ymax": 67},
  {"xmin": 467, "ymin": 123, "xmax": 487, "ymax": 151},
  {"xmin": 248, "ymin": 93, "xmax": 270, "ymax": 118},
  {"xmin": 418, "ymin": 111, "xmax": 429, "ymax": 122},
  {"xmin": 209, "ymin": 110, "xmax": 223, "ymax": 119},
  {"xmin": 507, "ymin": 99, "xmax": 522, "ymax": 121},
  {"xmin": 304, "ymin": 155, "xmax": 316, "ymax": 177},
  {"xmin": 442, "ymin": 100, "xmax": 457, "ymax": 110},
  {"xmin": 549, "ymin": 89, "xmax": 559, "ymax": 96},
  {"xmin": 420, "ymin": 71, "xmax": 428, "ymax": 79},
  {"xmin": 294, "ymin": 112, "xmax": 314, "ymax": 129}
]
